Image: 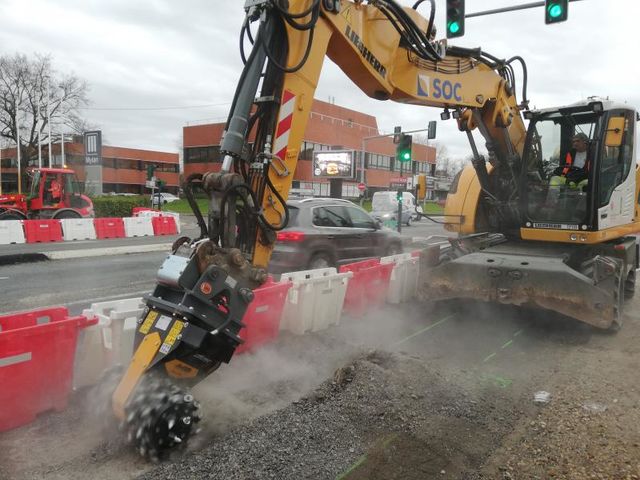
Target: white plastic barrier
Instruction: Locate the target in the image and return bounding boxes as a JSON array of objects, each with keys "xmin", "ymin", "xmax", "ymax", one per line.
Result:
[
  {"xmin": 60, "ymin": 218, "xmax": 97, "ymax": 241},
  {"xmin": 0, "ymin": 220, "xmax": 25, "ymax": 244},
  {"xmin": 380, "ymin": 253, "xmax": 420, "ymax": 304},
  {"xmin": 123, "ymin": 216, "xmax": 154, "ymax": 237},
  {"xmin": 74, "ymin": 297, "xmax": 145, "ymax": 388},
  {"xmin": 279, "ymin": 267, "xmax": 352, "ymax": 335},
  {"xmin": 136, "ymin": 210, "xmax": 181, "ymax": 233}
]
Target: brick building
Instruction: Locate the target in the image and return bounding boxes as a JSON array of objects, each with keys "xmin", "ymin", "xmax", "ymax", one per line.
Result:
[
  {"xmin": 183, "ymin": 99, "xmax": 436, "ymax": 198},
  {"xmin": 0, "ymin": 137, "xmax": 179, "ymax": 195}
]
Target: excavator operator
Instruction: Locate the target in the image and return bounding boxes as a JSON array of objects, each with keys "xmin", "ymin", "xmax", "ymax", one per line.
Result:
[{"xmin": 553, "ymin": 132, "xmax": 592, "ymax": 188}]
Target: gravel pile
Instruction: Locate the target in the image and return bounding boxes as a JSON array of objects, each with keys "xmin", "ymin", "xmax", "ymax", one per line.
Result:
[{"xmin": 139, "ymin": 350, "xmax": 519, "ymax": 480}]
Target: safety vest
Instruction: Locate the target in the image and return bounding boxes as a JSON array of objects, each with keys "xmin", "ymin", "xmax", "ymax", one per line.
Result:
[{"xmin": 561, "ymin": 151, "xmax": 589, "ymax": 176}]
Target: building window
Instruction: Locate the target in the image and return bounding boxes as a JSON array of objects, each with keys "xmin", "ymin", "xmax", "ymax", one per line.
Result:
[
  {"xmin": 184, "ymin": 146, "xmax": 221, "ymax": 164},
  {"xmin": 366, "ymin": 153, "xmax": 391, "ymax": 170},
  {"xmin": 103, "ymin": 158, "xmax": 117, "ymax": 169}
]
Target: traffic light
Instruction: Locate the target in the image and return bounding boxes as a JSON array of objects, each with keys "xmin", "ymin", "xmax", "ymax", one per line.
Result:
[
  {"xmin": 545, "ymin": 0, "xmax": 568, "ymax": 24},
  {"xmin": 396, "ymin": 190, "xmax": 403, "ymax": 201},
  {"xmin": 446, "ymin": 0, "xmax": 465, "ymax": 38},
  {"xmin": 393, "ymin": 126, "xmax": 402, "ymax": 144},
  {"xmin": 146, "ymin": 164, "xmax": 157, "ymax": 180},
  {"xmin": 427, "ymin": 120, "xmax": 437, "ymax": 140},
  {"xmin": 396, "ymin": 134, "xmax": 412, "ymax": 163}
]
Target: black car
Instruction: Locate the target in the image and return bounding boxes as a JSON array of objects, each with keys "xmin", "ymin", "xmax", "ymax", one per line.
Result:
[{"xmin": 268, "ymin": 198, "xmax": 403, "ymax": 274}]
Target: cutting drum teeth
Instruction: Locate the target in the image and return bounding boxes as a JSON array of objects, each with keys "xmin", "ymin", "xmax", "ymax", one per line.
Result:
[{"xmin": 123, "ymin": 374, "xmax": 201, "ymax": 461}]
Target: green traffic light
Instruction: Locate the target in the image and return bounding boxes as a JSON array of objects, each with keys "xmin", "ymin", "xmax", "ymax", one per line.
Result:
[
  {"xmin": 448, "ymin": 21, "xmax": 460, "ymax": 34},
  {"xmin": 548, "ymin": 4, "xmax": 563, "ymax": 17},
  {"xmin": 402, "ymin": 152, "xmax": 411, "ymax": 161}
]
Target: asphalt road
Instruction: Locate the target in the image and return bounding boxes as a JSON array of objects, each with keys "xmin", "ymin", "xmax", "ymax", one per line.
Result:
[{"xmin": 0, "ymin": 251, "xmax": 166, "ymax": 314}]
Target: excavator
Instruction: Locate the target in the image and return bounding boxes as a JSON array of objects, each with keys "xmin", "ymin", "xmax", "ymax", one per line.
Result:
[{"xmin": 105, "ymin": 0, "xmax": 639, "ymax": 460}]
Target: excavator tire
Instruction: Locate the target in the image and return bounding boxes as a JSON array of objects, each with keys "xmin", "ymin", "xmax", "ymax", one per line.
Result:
[
  {"xmin": 625, "ymin": 269, "xmax": 636, "ymax": 300},
  {"xmin": 608, "ymin": 269, "xmax": 625, "ymax": 333}
]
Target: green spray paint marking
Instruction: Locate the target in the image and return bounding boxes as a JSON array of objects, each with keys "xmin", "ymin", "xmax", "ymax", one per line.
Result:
[
  {"xmin": 513, "ymin": 329, "xmax": 523, "ymax": 337},
  {"xmin": 478, "ymin": 373, "xmax": 513, "ymax": 389},
  {"xmin": 390, "ymin": 314, "xmax": 454, "ymax": 348},
  {"xmin": 335, "ymin": 434, "xmax": 398, "ymax": 480},
  {"xmin": 483, "ymin": 352, "xmax": 497, "ymax": 363},
  {"xmin": 501, "ymin": 339, "xmax": 513, "ymax": 349}
]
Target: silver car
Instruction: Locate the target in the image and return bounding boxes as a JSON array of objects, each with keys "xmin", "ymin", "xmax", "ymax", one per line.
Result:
[{"xmin": 268, "ymin": 198, "xmax": 403, "ymax": 274}]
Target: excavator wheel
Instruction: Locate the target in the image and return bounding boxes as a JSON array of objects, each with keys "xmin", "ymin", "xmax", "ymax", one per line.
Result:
[
  {"xmin": 625, "ymin": 269, "xmax": 636, "ymax": 300},
  {"xmin": 609, "ymin": 269, "xmax": 625, "ymax": 333},
  {"xmin": 123, "ymin": 374, "xmax": 201, "ymax": 462}
]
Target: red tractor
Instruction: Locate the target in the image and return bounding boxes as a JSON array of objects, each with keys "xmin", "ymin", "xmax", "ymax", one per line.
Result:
[{"xmin": 0, "ymin": 168, "xmax": 94, "ymax": 220}]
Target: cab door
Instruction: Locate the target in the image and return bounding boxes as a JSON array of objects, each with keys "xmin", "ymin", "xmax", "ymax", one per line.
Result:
[{"xmin": 596, "ymin": 110, "xmax": 635, "ymax": 229}]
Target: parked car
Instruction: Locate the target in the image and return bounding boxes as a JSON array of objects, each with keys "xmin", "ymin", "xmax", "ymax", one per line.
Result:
[
  {"xmin": 268, "ymin": 198, "xmax": 403, "ymax": 274},
  {"xmin": 151, "ymin": 192, "xmax": 180, "ymax": 206},
  {"xmin": 370, "ymin": 191, "xmax": 421, "ymax": 226}
]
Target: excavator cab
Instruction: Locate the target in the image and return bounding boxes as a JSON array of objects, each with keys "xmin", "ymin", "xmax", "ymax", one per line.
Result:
[{"xmin": 521, "ymin": 100, "xmax": 636, "ymax": 236}]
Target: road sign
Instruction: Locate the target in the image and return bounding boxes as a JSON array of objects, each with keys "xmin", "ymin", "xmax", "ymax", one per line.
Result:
[
  {"xmin": 390, "ymin": 177, "xmax": 408, "ymax": 190},
  {"xmin": 145, "ymin": 180, "xmax": 156, "ymax": 188},
  {"xmin": 357, "ymin": 182, "xmax": 366, "ymax": 192}
]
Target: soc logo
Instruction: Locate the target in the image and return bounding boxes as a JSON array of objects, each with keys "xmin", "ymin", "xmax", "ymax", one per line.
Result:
[{"xmin": 417, "ymin": 74, "xmax": 462, "ymax": 102}]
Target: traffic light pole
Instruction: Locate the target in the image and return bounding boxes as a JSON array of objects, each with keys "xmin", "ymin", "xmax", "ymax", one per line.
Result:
[{"xmin": 465, "ymin": 0, "xmax": 583, "ymax": 18}]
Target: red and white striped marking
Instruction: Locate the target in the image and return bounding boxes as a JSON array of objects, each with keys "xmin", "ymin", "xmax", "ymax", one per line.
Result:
[{"xmin": 273, "ymin": 90, "xmax": 296, "ymax": 161}]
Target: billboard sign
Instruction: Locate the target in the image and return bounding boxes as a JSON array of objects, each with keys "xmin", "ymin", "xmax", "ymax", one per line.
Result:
[
  {"xmin": 312, "ymin": 150, "xmax": 355, "ymax": 179},
  {"xmin": 83, "ymin": 130, "xmax": 103, "ymax": 196},
  {"xmin": 84, "ymin": 131, "xmax": 102, "ymax": 166}
]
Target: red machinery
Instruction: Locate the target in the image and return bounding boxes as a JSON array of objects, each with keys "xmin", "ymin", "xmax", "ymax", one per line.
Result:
[{"xmin": 0, "ymin": 168, "xmax": 94, "ymax": 220}]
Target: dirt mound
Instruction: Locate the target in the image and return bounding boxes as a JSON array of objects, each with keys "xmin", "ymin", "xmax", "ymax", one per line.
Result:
[{"xmin": 140, "ymin": 350, "xmax": 521, "ymax": 480}]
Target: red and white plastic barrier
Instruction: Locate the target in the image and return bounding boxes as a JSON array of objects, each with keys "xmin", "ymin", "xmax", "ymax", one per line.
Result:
[
  {"xmin": 380, "ymin": 253, "xmax": 420, "ymax": 304},
  {"xmin": 0, "ymin": 307, "xmax": 96, "ymax": 432},
  {"xmin": 280, "ymin": 267, "xmax": 352, "ymax": 335},
  {"xmin": 75, "ymin": 297, "xmax": 145, "ymax": 389},
  {"xmin": 24, "ymin": 219, "xmax": 63, "ymax": 243},
  {"xmin": 0, "ymin": 213, "xmax": 180, "ymax": 247},
  {"xmin": 61, "ymin": 218, "xmax": 97, "ymax": 241},
  {"xmin": 123, "ymin": 216, "xmax": 154, "ymax": 237},
  {"xmin": 236, "ymin": 277, "xmax": 291, "ymax": 354},
  {"xmin": 339, "ymin": 259, "xmax": 395, "ymax": 317},
  {"xmin": 0, "ymin": 220, "xmax": 26, "ymax": 245}
]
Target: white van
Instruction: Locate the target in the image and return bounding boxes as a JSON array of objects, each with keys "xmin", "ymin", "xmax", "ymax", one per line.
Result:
[{"xmin": 370, "ymin": 191, "xmax": 422, "ymax": 226}]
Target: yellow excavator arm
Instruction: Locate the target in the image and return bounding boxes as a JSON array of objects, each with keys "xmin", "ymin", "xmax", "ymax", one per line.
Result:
[{"xmin": 234, "ymin": 0, "xmax": 528, "ymax": 269}]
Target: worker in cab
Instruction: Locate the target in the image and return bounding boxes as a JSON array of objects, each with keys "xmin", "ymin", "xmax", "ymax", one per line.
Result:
[
  {"xmin": 544, "ymin": 133, "xmax": 592, "ymax": 214},
  {"xmin": 550, "ymin": 133, "xmax": 591, "ymax": 190},
  {"xmin": 46, "ymin": 176, "xmax": 62, "ymax": 205}
]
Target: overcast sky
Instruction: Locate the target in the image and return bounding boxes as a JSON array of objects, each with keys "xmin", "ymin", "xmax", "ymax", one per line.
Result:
[{"xmin": 1, "ymin": 0, "xmax": 638, "ymax": 160}]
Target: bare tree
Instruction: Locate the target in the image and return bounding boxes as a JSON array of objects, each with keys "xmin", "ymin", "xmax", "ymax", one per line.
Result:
[{"xmin": 0, "ymin": 53, "xmax": 89, "ymax": 169}]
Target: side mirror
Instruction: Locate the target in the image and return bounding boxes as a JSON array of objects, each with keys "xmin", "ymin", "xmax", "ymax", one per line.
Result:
[
  {"xmin": 605, "ymin": 117, "xmax": 625, "ymax": 147},
  {"xmin": 375, "ymin": 218, "xmax": 383, "ymax": 229}
]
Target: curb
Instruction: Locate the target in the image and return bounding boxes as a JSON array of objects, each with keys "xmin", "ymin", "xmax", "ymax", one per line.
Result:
[{"xmin": 0, "ymin": 243, "xmax": 173, "ymax": 266}]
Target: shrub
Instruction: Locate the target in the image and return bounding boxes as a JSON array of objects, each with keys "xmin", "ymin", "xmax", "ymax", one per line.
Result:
[{"xmin": 90, "ymin": 195, "xmax": 150, "ymax": 218}]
